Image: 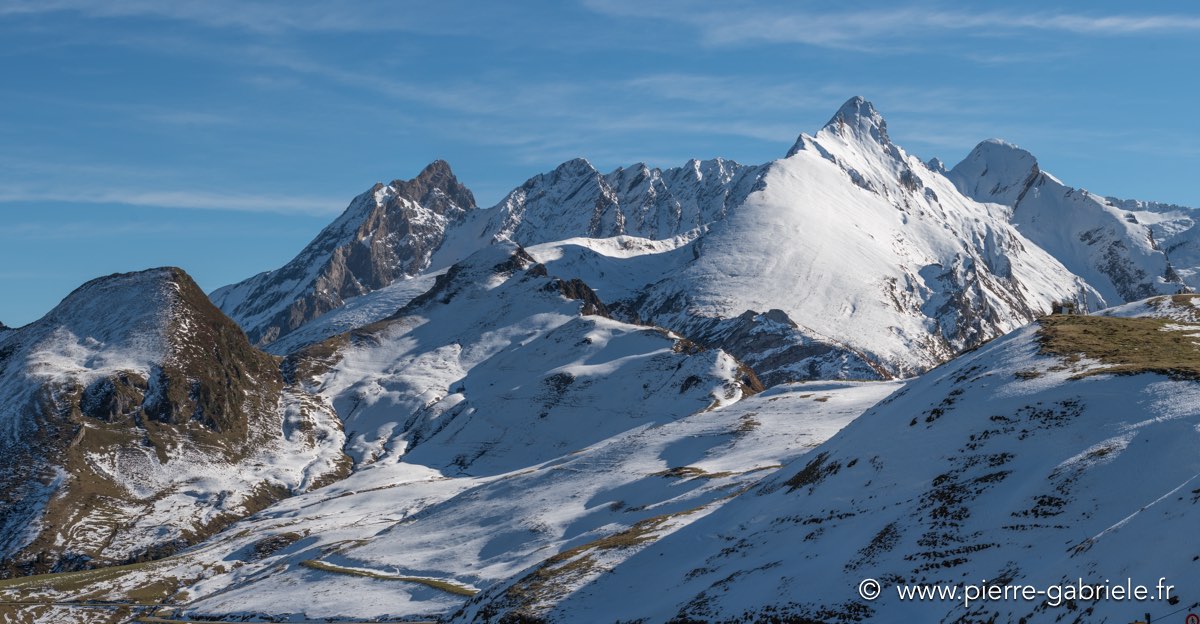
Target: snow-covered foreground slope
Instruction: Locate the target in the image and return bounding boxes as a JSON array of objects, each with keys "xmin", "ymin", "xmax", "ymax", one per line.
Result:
[
  {"xmin": 949, "ymin": 139, "xmax": 1192, "ymax": 303},
  {"xmin": 0, "ymin": 379, "xmax": 899, "ymax": 622},
  {"xmin": 457, "ymin": 303, "xmax": 1200, "ymax": 623},
  {"xmin": 0, "ymin": 268, "xmax": 348, "ymax": 575},
  {"xmin": 0, "ymin": 242, "xmax": 903, "ymax": 621}
]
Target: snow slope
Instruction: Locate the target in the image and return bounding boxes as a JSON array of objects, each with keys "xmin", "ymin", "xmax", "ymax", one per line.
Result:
[
  {"xmin": 458, "ymin": 305, "xmax": 1200, "ymax": 623},
  {"xmin": 292, "ymin": 242, "xmax": 757, "ymax": 469},
  {"xmin": 3, "ymin": 380, "xmax": 900, "ymax": 622},
  {"xmin": 262, "ymin": 269, "xmax": 443, "ymax": 356}
]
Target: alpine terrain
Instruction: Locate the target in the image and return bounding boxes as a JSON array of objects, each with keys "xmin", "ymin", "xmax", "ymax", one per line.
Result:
[{"xmin": 2, "ymin": 97, "xmax": 1199, "ymax": 624}]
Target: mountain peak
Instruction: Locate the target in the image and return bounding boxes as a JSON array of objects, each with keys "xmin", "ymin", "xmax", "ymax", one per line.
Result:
[
  {"xmin": 49, "ymin": 267, "xmax": 179, "ymax": 333},
  {"xmin": 552, "ymin": 157, "xmax": 598, "ymax": 176},
  {"xmin": 420, "ymin": 158, "xmax": 453, "ymax": 176},
  {"xmin": 389, "ymin": 159, "xmax": 476, "ymax": 210},
  {"xmin": 947, "ymin": 138, "xmax": 1041, "ymax": 206},
  {"xmin": 213, "ymin": 160, "xmax": 479, "ymax": 348},
  {"xmin": 822, "ymin": 96, "xmax": 889, "ymax": 145}
]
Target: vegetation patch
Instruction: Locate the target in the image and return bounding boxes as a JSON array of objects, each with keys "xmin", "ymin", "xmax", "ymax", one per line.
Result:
[
  {"xmin": 0, "ymin": 559, "xmax": 163, "ymax": 595},
  {"xmin": 1038, "ymin": 314, "xmax": 1200, "ymax": 379},
  {"xmin": 249, "ymin": 532, "xmax": 303, "ymax": 560},
  {"xmin": 298, "ymin": 559, "xmax": 477, "ymax": 597},
  {"xmin": 653, "ymin": 466, "xmax": 736, "ymax": 480},
  {"xmin": 784, "ymin": 452, "xmax": 840, "ymax": 492}
]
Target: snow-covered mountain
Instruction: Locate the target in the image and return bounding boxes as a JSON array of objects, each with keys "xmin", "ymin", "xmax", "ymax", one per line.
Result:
[
  {"xmin": 286, "ymin": 242, "xmax": 759, "ymax": 469},
  {"xmin": 0, "ymin": 268, "xmax": 348, "ymax": 576},
  {"xmin": 0, "ymin": 243, "xmax": 812, "ymax": 622},
  {"xmin": 217, "ymin": 97, "xmax": 1106, "ymax": 387},
  {"xmin": 463, "ymin": 156, "xmax": 763, "ymax": 250},
  {"xmin": 211, "ymin": 160, "xmax": 476, "ymax": 348},
  {"xmin": 948, "ymin": 139, "xmax": 1192, "ymax": 303},
  {"xmin": 9, "ymin": 95, "xmax": 1200, "ymax": 623},
  {"xmin": 456, "ymin": 296, "xmax": 1200, "ymax": 623},
  {"xmin": 594, "ymin": 97, "xmax": 1099, "ymax": 381}
]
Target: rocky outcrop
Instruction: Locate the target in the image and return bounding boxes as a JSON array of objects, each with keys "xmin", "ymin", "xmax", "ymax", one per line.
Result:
[
  {"xmin": 485, "ymin": 157, "xmax": 765, "ymax": 245},
  {"xmin": 211, "ymin": 160, "xmax": 477, "ymax": 349},
  {"xmin": 0, "ymin": 268, "xmax": 349, "ymax": 576}
]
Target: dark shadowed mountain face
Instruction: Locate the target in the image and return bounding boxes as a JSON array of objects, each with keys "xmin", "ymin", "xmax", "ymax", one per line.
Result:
[
  {"xmin": 0, "ymin": 268, "xmax": 348, "ymax": 576},
  {"xmin": 211, "ymin": 160, "xmax": 476, "ymax": 348}
]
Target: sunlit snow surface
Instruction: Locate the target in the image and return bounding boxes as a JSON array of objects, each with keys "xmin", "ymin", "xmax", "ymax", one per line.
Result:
[
  {"xmin": 101, "ymin": 381, "xmax": 900, "ymax": 621},
  {"xmin": 457, "ymin": 324, "xmax": 1200, "ymax": 623}
]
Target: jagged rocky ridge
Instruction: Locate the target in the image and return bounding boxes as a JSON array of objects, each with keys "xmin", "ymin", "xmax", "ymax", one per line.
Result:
[
  {"xmin": 211, "ymin": 160, "xmax": 476, "ymax": 348},
  {"xmin": 0, "ymin": 268, "xmax": 349, "ymax": 576},
  {"xmin": 216, "ymin": 97, "xmax": 1141, "ymax": 386}
]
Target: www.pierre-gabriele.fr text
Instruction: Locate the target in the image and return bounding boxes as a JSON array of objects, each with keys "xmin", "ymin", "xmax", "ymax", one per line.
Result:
[{"xmin": 858, "ymin": 577, "xmax": 1177, "ymax": 609}]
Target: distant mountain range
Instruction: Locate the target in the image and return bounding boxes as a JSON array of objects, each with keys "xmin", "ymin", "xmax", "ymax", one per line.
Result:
[{"xmin": 2, "ymin": 97, "xmax": 1198, "ymax": 624}]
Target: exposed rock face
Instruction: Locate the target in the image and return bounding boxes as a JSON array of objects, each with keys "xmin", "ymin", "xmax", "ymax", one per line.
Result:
[
  {"xmin": 483, "ymin": 157, "xmax": 765, "ymax": 245},
  {"xmin": 0, "ymin": 268, "xmax": 349, "ymax": 575},
  {"xmin": 211, "ymin": 160, "xmax": 476, "ymax": 348},
  {"xmin": 551, "ymin": 277, "xmax": 611, "ymax": 318}
]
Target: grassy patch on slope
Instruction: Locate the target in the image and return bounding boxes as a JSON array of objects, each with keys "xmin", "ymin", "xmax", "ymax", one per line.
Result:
[
  {"xmin": 0, "ymin": 559, "xmax": 166, "ymax": 598},
  {"xmin": 298, "ymin": 560, "xmax": 476, "ymax": 596},
  {"xmin": 1038, "ymin": 314, "xmax": 1200, "ymax": 379}
]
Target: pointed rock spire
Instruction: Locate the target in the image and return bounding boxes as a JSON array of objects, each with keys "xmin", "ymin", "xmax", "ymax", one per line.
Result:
[{"xmin": 822, "ymin": 96, "xmax": 890, "ymax": 145}]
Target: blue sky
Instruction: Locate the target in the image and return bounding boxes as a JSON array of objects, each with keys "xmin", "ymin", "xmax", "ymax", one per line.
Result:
[{"xmin": 2, "ymin": 0, "xmax": 1199, "ymax": 326}]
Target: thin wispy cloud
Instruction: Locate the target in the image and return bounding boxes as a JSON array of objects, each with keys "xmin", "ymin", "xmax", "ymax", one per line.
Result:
[
  {"xmin": 0, "ymin": 221, "xmax": 186, "ymax": 240},
  {"xmin": 583, "ymin": 0, "xmax": 1200, "ymax": 50},
  {"xmin": 142, "ymin": 110, "xmax": 236, "ymax": 126},
  {"xmin": 0, "ymin": 0, "xmax": 414, "ymax": 35},
  {"xmin": 0, "ymin": 188, "xmax": 346, "ymax": 216}
]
